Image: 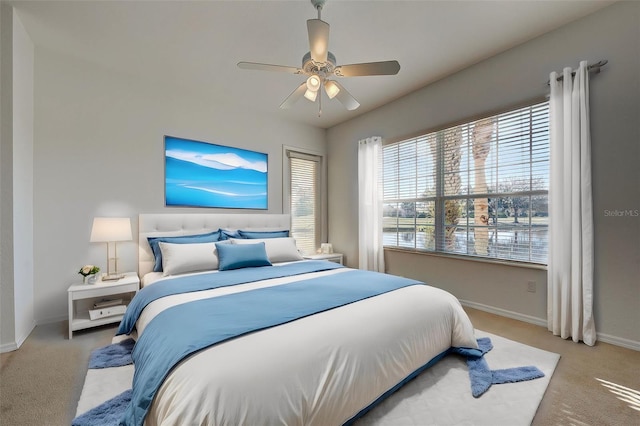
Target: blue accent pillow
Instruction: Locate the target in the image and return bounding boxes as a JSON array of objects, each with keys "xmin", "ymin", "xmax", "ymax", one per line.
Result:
[
  {"xmin": 215, "ymin": 242, "xmax": 272, "ymax": 271},
  {"xmin": 148, "ymin": 231, "xmax": 221, "ymax": 272},
  {"xmin": 218, "ymin": 229, "xmax": 241, "ymax": 240},
  {"xmin": 237, "ymin": 230, "xmax": 289, "ymax": 239}
]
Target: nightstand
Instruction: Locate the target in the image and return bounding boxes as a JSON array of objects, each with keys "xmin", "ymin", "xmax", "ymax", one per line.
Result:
[
  {"xmin": 303, "ymin": 253, "xmax": 344, "ymax": 265},
  {"xmin": 67, "ymin": 272, "xmax": 139, "ymax": 339}
]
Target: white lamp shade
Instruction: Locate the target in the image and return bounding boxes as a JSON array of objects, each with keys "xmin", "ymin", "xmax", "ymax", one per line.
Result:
[{"xmin": 90, "ymin": 217, "xmax": 132, "ymax": 242}]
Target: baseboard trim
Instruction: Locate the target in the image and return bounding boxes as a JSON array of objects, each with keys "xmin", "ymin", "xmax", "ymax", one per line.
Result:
[
  {"xmin": 460, "ymin": 299, "xmax": 547, "ymax": 327},
  {"xmin": 0, "ymin": 321, "xmax": 37, "ymax": 353},
  {"xmin": 15, "ymin": 320, "xmax": 36, "ymax": 348},
  {"xmin": 460, "ymin": 299, "xmax": 640, "ymax": 351},
  {"xmin": 0, "ymin": 341, "xmax": 18, "ymax": 353},
  {"xmin": 597, "ymin": 332, "xmax": 640, "ymax": 351}
]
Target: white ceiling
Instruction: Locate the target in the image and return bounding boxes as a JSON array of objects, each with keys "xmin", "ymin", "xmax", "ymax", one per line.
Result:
[{"xmin": 12, "ymin": 0, "xmax": 615, "ymax": 129}]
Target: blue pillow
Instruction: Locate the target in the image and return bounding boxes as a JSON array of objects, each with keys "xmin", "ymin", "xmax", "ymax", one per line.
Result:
[
  {"xmin": 237, "ymin": 230, "xmax": 290, "ymax": 239},
  {"xmin": 215, "ymin": 242, "xmax": 272, "ymax": 271},
  {"xmin": 148, "ymin": 231, "xmax": 221, "ymax": 272},
  {"xmin": 218, "ymin": 229, "xmax": 241, "ymax": 240}
]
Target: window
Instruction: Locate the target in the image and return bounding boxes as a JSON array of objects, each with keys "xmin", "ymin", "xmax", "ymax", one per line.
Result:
[
  {"xmin": 285, "ymin": 149, "xmax": 324, "ymax": 255},
  {"xmin": 382, "ymin": 101, "xmax": 549, "ymax": 264}
]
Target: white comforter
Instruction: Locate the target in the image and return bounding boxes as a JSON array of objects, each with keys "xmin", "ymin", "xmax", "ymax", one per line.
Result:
[{"xmin": 136, "ymin": 267, "xmax": 477, "ymax": 426}]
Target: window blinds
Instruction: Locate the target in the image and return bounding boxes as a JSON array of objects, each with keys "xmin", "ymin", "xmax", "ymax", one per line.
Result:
[
  {"xmin": 382, "ymin": 101, "xmax": 549, "ymax": 264},
  {"xmin": 288, "ymin": 151, "xmax": 321, "ymax": 255}
]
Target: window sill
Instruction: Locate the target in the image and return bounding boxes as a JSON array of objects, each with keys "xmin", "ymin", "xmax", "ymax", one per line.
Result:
[{"xmin": 383, "ymin": 246, "xmax": 548, "ymax": 271}]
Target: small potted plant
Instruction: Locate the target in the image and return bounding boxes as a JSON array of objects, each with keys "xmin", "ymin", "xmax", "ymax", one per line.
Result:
[{"xmin": 78, "ymin": 265, "xmax": 100, "ymax": 284}]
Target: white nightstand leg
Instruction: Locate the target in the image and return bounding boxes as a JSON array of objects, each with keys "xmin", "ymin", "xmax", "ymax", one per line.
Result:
[{"xmin": 68, "ymin": 291, "xmax": 73, "ymax": 339}]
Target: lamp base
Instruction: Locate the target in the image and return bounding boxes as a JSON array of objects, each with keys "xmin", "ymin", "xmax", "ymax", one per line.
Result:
[{"xmin": 101, "ymin": 274, "xmax": 125, "ymax": 281}]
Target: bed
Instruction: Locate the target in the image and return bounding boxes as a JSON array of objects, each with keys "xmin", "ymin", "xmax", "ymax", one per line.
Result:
[{"xmin": 118, "ymin": 213, "xmax": 479, "ymax": 426}]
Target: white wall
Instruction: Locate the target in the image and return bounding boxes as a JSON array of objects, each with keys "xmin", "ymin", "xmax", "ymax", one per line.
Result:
[
  {"xmin": 0, "ymin": 4, "xmax": 36, "ymax": 352},
  {"xmin": 32, "ymin": 49, "xmax": 326, "ymax": 324},
  {"xmin": 327, "ymin": 2, "xmax": 640, "ymax": 348}
]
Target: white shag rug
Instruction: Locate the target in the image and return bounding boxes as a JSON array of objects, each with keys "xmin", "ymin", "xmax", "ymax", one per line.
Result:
[{"xmin": 76, "ymin": 330, "xmax": 559, "ymax": 425}]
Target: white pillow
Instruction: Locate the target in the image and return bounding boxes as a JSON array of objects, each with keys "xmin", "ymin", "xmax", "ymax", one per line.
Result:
[
  {"xmin": 159, "ymin": 242, "xmax": 219, "ymax": 276},
  {"xmin": 231, "ymin": 237, "xmax": 303, "ymax": 263}
]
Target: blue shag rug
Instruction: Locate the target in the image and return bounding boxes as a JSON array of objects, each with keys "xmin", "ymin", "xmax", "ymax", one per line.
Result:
[
  {"xmin": 88, "ymin": 338, "xmax": 135, "ymax": 369},
  {"xmin": 452, "ymin": 337, "xmax": 545, "ymax": 397},
  {"xmin": 73, "ymin": 336, "xmax": 544, "ymax": 425},
  {"xmin": 72, "ymin": 389, "xmax": 132, "ymax": 426}
]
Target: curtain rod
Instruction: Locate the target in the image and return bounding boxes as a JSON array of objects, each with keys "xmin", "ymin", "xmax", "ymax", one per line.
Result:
[{"xmin": 546, "ymin": 60, "xmax": 608, "ymax": 85}]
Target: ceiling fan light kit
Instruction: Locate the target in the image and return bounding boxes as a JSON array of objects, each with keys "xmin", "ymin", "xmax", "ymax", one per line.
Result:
[{"xmin": 238, "ymin": 0, "xmax": 400, "ymax": 116}]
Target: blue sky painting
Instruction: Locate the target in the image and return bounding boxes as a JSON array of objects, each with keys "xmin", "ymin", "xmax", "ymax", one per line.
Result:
[{"xmin": 165, "ymin": 136, "xmax": 268, "ymax": 209}]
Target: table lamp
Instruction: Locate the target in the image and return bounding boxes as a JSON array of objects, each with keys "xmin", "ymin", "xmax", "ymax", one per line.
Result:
[{"xmin": 90, "ymin": 217, "xmax": 132, "ymax": 281}]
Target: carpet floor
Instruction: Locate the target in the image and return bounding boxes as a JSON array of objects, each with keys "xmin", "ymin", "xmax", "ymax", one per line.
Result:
[
  {"xmin": 2, "ymin": 307, "xmax": 638, "ymax": 425},
  {"xmin": 74, "ymin": 330, "xmax": 559, "ymax": 425}
]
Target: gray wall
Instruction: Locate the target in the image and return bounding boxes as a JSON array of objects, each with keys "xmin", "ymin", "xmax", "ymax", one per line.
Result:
[
  {"xmin": 0, "ymin": 5, "xmax": 36, "ymax": 352},
  {"xmin": 28, "ymin": 48, "xmax": 325, "ymax": 325},
  {"xmin": 11, "ymin": 7, "xmax": 35, "ymax": 350},
  {"xmin": 0, "ymin": 2, "xmax": 16, "ymax": 351},
  {"xmin": 327, "ymin": 2, "xmax": 639, "ymax": 347}
]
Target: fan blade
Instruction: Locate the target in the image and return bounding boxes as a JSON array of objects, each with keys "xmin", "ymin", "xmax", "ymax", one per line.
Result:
[
  {"xmin": 334, "ymin": 60, "xmax": 400, "ymax": 77},
  {"xmin": 307, "ymin": 19, "xmax": 330, "ymax": 63},
  {"xmin": 332, "ymin": 81, "xmax": 360, "ymax": 111},
  {"xmin": 238, "ymin": 62, "xmax": 303, "ymax": 74},
  {"xmin": 280, "ymin": 82, "xmax": 307, "ymax": 109}
]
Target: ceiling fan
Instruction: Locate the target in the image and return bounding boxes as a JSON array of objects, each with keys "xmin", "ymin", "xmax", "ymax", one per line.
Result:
[{"xmin": 237, "ymin": 0, "xmax": 400, "ymax": 115}]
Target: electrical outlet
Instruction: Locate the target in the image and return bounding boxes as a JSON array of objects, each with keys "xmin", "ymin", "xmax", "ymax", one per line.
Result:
[{"xmin": 527, "ymin": 281, "xmax": 537, "ymax": 293}]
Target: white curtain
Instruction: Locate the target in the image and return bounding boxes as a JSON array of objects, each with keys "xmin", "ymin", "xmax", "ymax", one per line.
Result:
[
  {"xmin": 547, "ymin": 61, "xmax": 596, "ymax": 346},
  {"xmin": 358, "ymin": 136, "xmax": 385, "ymax": 273}
]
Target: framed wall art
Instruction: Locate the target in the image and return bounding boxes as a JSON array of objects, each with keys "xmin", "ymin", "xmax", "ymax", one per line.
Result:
[{"xmin": 164, "ymin": 136, "xmax": 268, "ymax": 209}]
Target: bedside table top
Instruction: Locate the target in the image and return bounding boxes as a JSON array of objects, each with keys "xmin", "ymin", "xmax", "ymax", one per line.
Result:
[
  {"xmin": 303, "ymin": 253, "xmax": 343, "ymax": 260},
  {"xmin": 68, "ymin": 271, "xmax": 139, "ymax": 293}
]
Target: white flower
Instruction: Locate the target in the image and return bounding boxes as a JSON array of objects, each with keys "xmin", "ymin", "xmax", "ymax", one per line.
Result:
[{"xmin": 79, "ymin": 265, "xmax": 99, "ymax": 276}]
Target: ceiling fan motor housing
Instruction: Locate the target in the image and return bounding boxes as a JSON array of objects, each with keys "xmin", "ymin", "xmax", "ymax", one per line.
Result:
[
  {"xmin": 311, "ymin": 0, "xmax": 327, "ymax": 11},
  {"xmin": 302, "ymin": 51, "xmax": 336, "ymax": 75}
]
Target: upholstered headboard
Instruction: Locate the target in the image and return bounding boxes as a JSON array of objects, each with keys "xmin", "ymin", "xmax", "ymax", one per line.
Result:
[{"xmin": 138, "ymin": 213, "xmax": 291, "ymax": 278}]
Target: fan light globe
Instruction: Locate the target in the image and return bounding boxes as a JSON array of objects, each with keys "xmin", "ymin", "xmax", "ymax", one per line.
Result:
[
  {"xmin": 324, "ymin": 80, "xmax": 340, "ymax": 99},
  {"xmin": 304, "ymin": 89, "xmax": 318, "ymax": 102},
  {"xmin": 306, "ymin": 75, "xmax": 321, "ymax": 92}
]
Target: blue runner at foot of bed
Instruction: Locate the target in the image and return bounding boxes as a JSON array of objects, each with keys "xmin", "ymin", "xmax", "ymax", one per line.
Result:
[{"xmin": 117, "ymin": 260, "xmax": 344, "ymax": 335}]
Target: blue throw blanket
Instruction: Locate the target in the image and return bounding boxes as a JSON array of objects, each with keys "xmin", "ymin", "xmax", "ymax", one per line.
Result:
[
  {"xmin": 120, "ymin": 269, "xmax": 422, "ymax": 426},
  {"xmin": 117, "ymin": 260, "xmax": 343, "ymax": 335}
]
